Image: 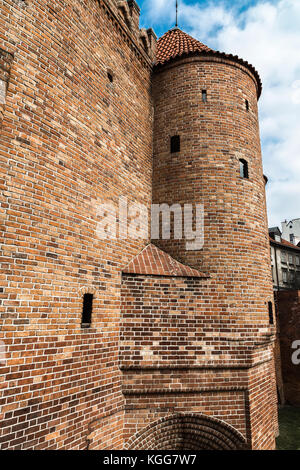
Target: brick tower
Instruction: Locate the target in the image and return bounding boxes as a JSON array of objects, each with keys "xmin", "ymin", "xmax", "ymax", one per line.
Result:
[
  {"xmin": 1, "ymin": 1, "xmax": 277, "ymax": 450},
  {"xmin": 120, "ymin": 28, "xmax": 278, "ymax": 450}
]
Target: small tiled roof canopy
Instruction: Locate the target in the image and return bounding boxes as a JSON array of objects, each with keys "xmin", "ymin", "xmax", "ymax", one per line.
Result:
[
  {"xmin": 155, "ymin": 28, "xmax": 262, "ymax": 98},
  {"xmin": 123, "ymin": 244, "xmax": 208, "ymax": 278}
]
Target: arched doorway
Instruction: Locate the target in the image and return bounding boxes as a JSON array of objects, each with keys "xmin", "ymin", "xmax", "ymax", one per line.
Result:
[{"xmin": 125, "ymin": 413, "xmax": 248, "ymax": 450}]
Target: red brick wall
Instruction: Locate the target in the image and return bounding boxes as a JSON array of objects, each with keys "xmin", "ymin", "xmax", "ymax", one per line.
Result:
[
  {"xmin": 120, "ymin": 273, "xmax": 277, "ymax": 449},
  {"xmin": 247, "ymin": 358, "xmax": 277, "ymax": 449},
  {"xmin": 1, "ymin": 0, "xmax": 278, "ymax": 451},
  {"xmin": 0, "ymin": 0, "xmax": 153, "ymax": 449},
  {"xmin": 276, "ymin": 291, "xmax": 300, "ymax": 405}
]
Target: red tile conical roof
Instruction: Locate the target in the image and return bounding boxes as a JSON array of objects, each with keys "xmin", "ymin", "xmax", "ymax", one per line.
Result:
[{"xmin": 156, "ymin": 27, "xmax": 213, "ymax": 65}]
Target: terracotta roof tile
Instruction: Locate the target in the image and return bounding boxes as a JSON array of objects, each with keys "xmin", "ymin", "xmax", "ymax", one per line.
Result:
[
  {"xmin": 155, "ymin": 28, "xmax": 262, "ymax": 98},
  {"xmin": 270, "ymin": 236, "xmax": 300, "ymax": 251},
  {"xmin": 155, "ymin": 28, "xmax": 212, "ymax": 65},
  {"xmin": 123, "ymin": 244, "xmax": 208, "ymax": 278}
]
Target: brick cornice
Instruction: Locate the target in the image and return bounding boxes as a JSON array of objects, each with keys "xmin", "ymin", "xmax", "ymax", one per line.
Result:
[
  {"xmin": 120, "ymin": 356, "xmax": 274, "ymax": 371},
  {"xmin": 123, "ymin": 386, "xmax": 248, "ymax": 395}
]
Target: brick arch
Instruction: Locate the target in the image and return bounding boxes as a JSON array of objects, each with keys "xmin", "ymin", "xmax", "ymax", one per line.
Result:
[{"xmin": 124, "ymin": 413, "xmax": 248, "ymax": 450}]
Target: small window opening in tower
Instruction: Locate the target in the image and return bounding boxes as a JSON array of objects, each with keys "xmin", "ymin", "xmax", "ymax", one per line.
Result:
[
  {"xmin": 81, "ymin": 293, "xmax": 94, "ymax": 327},
  {"xmin": 239, "ymin": 159, "xmax": 249, "ymax": 179},
  {"xmin": 107, "ymin": 71, "xmax": 114, "ymax": 83},
  {"xmin": 202, "ymin": 90, "xmax": 207, "ymax": 103},
  {"xmin": 171, "ymin": 135, "xmax": 180, "ymax": 153},
  {"xmin": 245, "ymin": 99, "xmax": 249, "ymax": 111},
  {"xmin": 268, "ymin": 301, "xmax": 274, "ymax": 325}
]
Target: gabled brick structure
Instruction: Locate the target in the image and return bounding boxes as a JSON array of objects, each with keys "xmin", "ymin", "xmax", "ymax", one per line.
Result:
[{"xmin": 0, "ymin": 0, "xmax": 277, "ymax": 450}]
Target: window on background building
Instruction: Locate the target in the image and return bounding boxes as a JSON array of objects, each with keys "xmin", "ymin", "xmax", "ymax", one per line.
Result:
[
  {"xmin": 290, "ymin": 271, "xmax": 295, "ymax": 282},
  {"xmin": 239, "ymin": 159, "xmax": 249, "ymax": 179},
  {"xmin": 282, "ymin": 270, "xmax": 288, "ymax": 283},
  {"xmin": 296, "ymin": 256, "xmax": 300, "ymax": 266},
  {"xmin": 281, "ymin": 252, "xmax": 287, "ymax": 263},
  {"xmin": 170, "ymin": 135, "xmax": 180, "ymax": 153},
  {"xmin": 289, "ymin": 254, "xmax": 294, "ymax": 264},
  {"xmin": 290, "ymin": 234, "xmax": 295, "ymax": 243}
]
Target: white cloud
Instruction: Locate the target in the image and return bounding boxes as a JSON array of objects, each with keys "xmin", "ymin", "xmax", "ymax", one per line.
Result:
[
  {"xmin": 213, "ymin": 0, "xmax": 300, "ymax": 228},
  {"xmin": 142, "ymin": 0, "xmax": 300, "ymax": 228}
]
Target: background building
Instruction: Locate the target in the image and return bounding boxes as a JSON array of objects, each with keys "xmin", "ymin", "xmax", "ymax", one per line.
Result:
[
  {"xmin": 269, "ymin": 226, "xmax": 300, "ymax": 407},
  {"xmin": 281, "ymin": 219, "xmax": 300, "ymax": 246},
  {"xmin": 269, "ymin": 228, "xmax": 300, "ymax": 291}
]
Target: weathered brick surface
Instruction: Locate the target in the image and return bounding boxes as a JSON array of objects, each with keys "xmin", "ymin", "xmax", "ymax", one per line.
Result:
[
  {"xmin": 275, "ymin": 291, "xmax": 300, "ymax": 405},
  {"xmin": 1, "ymin": 0, "xmax": 277, "ymax": 450},
  {"xmin": 120, "ymin": 273, "xmax": 277, "ymax": 449},
  {"xmin": 0, "ymin": 0, "xmax": 153, "ymax": 450}
]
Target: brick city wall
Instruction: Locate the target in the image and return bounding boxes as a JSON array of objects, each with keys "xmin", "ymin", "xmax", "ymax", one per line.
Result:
[
  {"xmin": 275, "ymin": 291, "xmax": 300, "ymax": 405},
  {"xmin": 120, "ymin": 273, "xmax": 277, "ymax": 449},
  {"xmin": 0, "ymin": 0, "xmax": 153, "ymax": 449},
  {"xmin": 0, "ymin": 0, "xmax": 278, "ymax": 451}
]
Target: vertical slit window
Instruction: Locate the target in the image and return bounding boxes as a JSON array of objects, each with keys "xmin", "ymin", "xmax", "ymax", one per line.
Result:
[
  {"xmin": 170, "ymin": 135, "xmax": 180, "ymax": 153},
  {"xmin": 81, "ymin": 293, "xmax": 93, "ymax": 327},
  {"xmin": 202, "ymin": 90, "xmax": 207, "ymax": 103},
  {"xmin": 245, "ymin": 99, "xmax": 249, "ymax": 111},
  {"xmin": 239, "ymin": 159, "xmax": 249, "ymax": 179},
  {"xmin": 107, "ymin": 69, "xmax": 114, "ymax": 83},
  {"xmin": 268, "ymin": 301, "xmax": 274, "ymax": 325}
]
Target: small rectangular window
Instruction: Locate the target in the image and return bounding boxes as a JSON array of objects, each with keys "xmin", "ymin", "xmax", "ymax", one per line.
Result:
[
  {"xmin": 239, "ymin": 159, "xmax": 249, "ymax": 179},
  {"xmin": 170, "ymin": 135, "xmax": 180, "ymax": 153},
  {"xmin": 268, "ymin": 302, "xmax": 274, "ymax": 325},
  {"xmin": 202, "ymin": 90, "xmax": 207, "ymax": 103},
  {"xmin": 290, "ymin": 271, "xmax": 295, "ymax": 282},
  {"xmin": 81, "ymin": 293, "xmax": 93, "ymax": 327},
  {"xmin": 245, "ymin": 99, "xmax": 249, "ymax": 111}
]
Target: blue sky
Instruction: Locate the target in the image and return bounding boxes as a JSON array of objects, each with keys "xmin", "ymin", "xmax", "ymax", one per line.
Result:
[{"xmin": 138, "ymin": 0, "xmax": 300, "ymax": 229}]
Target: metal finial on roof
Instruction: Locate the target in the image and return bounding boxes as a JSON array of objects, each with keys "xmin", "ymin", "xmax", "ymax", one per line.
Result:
[{"xmin": 175, "ymin": 0, "xmax": 178, "ymax": 27}]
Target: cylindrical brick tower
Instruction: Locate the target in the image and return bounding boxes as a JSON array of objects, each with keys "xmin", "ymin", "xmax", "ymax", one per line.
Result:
[
  {"xmin": 151, "ymin": 29, "xmax": 277, "ymax": 449},
  {"xmin": 152, "ymin": 27, "xmax": 274, "ymax": 331}
]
